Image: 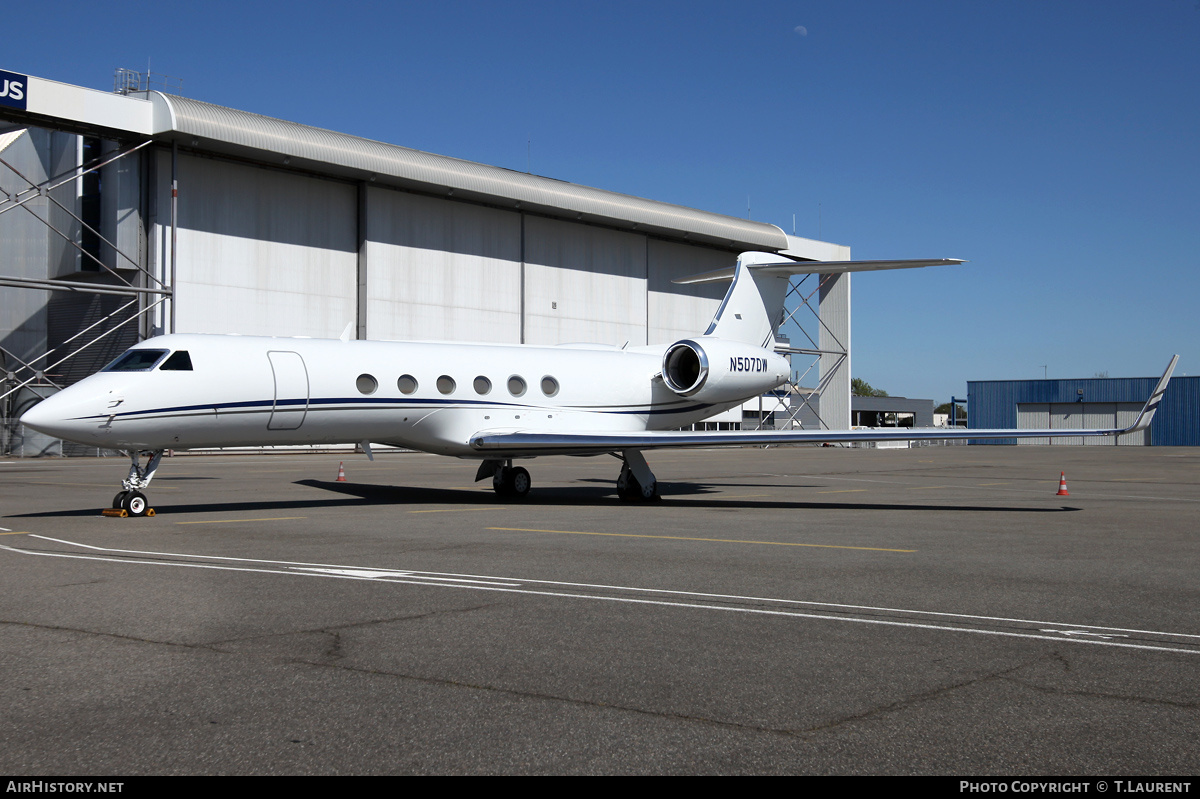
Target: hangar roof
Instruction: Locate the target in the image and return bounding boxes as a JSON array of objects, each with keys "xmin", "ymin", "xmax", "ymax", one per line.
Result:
[
  {"xmin": 148, "ymin": 93, "xmax": 789, "ymax": 251},
  {"xmin": 1, "ymin": 71, "xmax": 794, "ymax": 251}
]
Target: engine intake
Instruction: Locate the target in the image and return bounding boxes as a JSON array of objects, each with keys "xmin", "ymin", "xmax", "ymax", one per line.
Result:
[{"xmin": 663, "ymin": 340, "xmax": 709, "ymax": 396}]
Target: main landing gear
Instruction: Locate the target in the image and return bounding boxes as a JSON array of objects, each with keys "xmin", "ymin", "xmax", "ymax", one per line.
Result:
[
  {"xmin": 109, "ymin": 450, "xmax": 163, "ymax": 517},
  {"xmin": 475, "ymin": 449, "xmax": 661, "ymax": 502},
  {"xmin": 615, "ymin": 449, "xmax": 660, "ymax": 502},
  {"xmin": 478, "ymin": 459, "xmax": 532, "ymax": 499}
]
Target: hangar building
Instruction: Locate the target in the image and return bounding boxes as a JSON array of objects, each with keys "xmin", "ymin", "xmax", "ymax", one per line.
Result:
[
  {"xmin": 0, "ymin": 69, "xmax": 855, "ymax": 455},
  {"xmin": 968, "ymin": 374, "xmax": 1200, "ymax": 446}
]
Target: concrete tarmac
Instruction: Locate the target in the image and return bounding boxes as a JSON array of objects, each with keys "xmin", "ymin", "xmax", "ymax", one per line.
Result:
[{"xmin": 2, "ymin": 445, "xmax": 1198, "ymax": 775}]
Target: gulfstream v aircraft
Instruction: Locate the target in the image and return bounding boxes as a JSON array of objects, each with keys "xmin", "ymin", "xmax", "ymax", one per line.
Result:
[{"xmin": 21, "ymin": 252, "xmax": 1177, "ymax": 516}]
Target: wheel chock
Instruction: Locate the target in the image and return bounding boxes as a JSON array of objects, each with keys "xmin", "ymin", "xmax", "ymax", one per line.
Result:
[{"xmin": 100, "ymin": 507, "xmax": 155, "ymax": 518}]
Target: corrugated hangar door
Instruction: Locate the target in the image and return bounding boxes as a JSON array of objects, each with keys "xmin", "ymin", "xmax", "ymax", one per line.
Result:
[
  {"xmin": 169, "ymin": 154, "xmax": 357, "ymax": 339},
  {"xmin": 523, "ymin": 216, "xmax": 647, "ymax": 346},
  {"xmin": 365, "ymin": 190, "xmax": 522, "ymax": 343},
  {"xmin": 1017, "ymin": 403, "xmax": 1147, "ymax": 445},
  {"xmin": 646, "ymin": 239, "xmax": 732, "ymax": 345}
]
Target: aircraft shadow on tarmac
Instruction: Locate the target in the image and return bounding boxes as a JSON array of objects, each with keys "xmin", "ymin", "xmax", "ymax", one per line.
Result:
[
  {"xmin": 295, "ymin": 479, "xmax": 1082, "ymax": 514},
  {"xmin": 8, "ymin": 479, "xmax": 1082, "ymax": 518}
]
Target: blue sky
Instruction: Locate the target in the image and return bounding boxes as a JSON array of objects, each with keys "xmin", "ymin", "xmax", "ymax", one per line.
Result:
[{"xmin": 7, "ymin": 1, "xmax": 1198, "ymax": 402}]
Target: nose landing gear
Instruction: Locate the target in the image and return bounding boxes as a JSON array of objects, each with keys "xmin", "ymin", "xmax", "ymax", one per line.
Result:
[{"xmin": 105, "ymin": 450, "xmax": 163, "ymax": 517}]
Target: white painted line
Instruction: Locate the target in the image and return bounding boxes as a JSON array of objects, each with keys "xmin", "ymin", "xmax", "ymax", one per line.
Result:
[
  {"xmin": 7, "ymin": 536, "xmax": 1199, "ymax": 656},
  {"xmin": 291, "ymin": 567, "xmax": 519, "ymax": 586}
]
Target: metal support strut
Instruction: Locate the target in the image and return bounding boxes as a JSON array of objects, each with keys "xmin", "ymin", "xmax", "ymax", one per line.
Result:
[{"xmin": 123, "ymin": 449, "xmax": 164, "ymax": 491}]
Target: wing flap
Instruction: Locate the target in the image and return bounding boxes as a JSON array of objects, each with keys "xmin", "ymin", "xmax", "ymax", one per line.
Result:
[{"xmin": 469, "ymin": 425, "xmax": 1125, "ymax": 455}]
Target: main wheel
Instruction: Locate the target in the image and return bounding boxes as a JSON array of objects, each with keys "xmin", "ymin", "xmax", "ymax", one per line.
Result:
[
  {"xmin": 616, "ymin": 467, "xmax": 659, "ymax": 502},
  {"xmin": 123, "ymin": 490, "xmax": 149, "ymax": 517},
  {"xmin": 509, "ymin": 467, "xmax": 531, "ymax": 498}
]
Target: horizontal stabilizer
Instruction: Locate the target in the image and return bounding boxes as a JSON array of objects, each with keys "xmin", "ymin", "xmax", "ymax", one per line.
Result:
[{"xmin": 674, "ymin": 258, "xmax": 965, "ymax": 286}]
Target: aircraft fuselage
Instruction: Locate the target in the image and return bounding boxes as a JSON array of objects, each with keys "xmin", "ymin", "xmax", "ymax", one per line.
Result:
[{"xmin": 24, "ymin": 333, "xmax": 791, "ymax": 457}]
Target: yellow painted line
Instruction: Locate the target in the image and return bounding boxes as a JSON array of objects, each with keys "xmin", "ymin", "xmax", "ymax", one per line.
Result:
[
  {"xmin": 0, "ymin": 531, "xmax": 30, "ymax": 536},
  {"xmin": 816, "ymin": 489, "xmax": 868, "ymax": 494},
  {"xmin": 907, "ymin": 486, "xmax": 947, "ymax": 490},
  {"xmin": 487, "ymin": 527, "xmax": 916, "ymax": 552},
  {"xmin": 410, "ymin": 507, "xmax": 506, "ymax": 514},
  {"xmin": 978, "ymin": 482, "xmax": 1010, "ymax": 486},
  {"xmin": 176, "ymin": 517, "xmax": 307, "ymax": 525}
]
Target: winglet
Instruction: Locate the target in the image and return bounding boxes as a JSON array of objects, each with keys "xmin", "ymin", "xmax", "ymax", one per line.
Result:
[{"xmin": 1124, "ymin": 355, "xmax": 1179, "ymax": 434}]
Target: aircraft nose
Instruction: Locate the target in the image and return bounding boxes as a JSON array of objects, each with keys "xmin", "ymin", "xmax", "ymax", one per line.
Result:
[
  {"xmin": 19, "ymin": 389, "xmax": 98, "ymax": 443},
  {"xmin": 20, "ymin": 392, "xmax": 67, "ymax": 436}
]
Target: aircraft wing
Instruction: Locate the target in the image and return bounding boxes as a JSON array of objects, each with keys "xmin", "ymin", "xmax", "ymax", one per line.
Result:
[{"xmin": 471, "ymin": 356, "xmax": 1178, "ymax": 456}]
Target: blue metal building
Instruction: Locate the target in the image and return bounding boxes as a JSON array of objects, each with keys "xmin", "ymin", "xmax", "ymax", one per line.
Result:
[{"xmin": 967, "ymin": 374, "xmax": 1200, "ymax": 446}]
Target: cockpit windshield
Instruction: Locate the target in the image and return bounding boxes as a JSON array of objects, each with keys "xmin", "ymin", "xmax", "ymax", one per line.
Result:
[{"xmin": 103, "ymin": 349, "xmax": 168, "ymax": 372}]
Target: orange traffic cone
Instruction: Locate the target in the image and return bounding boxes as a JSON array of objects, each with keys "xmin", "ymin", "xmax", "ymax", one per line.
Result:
[
  {"xmin": 336, "ymin": 462, "xmax": 347, "ymax": 482},
  {"xmin": 1056, "ymin": 472, "xmax": 1069, "ymax": 496}
]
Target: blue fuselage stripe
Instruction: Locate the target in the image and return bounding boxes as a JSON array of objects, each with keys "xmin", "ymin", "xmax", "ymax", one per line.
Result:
[{"xmin": 75, "ymin": 396, "xmax": 714, "ymax": 421}]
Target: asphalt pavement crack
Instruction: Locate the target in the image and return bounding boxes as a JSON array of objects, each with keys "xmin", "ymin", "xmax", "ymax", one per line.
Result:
[{"xmin": 797, "ymin": 655, "xmax": 1056, "ymax": 735}]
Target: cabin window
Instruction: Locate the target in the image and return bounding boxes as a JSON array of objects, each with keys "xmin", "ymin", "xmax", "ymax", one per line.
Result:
[
  {"xmin": 356, "ymin": 374, "xmax": 378, "ymax": 395},
  {"xmin": 397, "ymin": 375, "xmax": 418, "ymax": 395},
  {"xmin": 104, "ymin": 349, "xmax": 167, "ymax": 372},
  {"xmin": 507, "ymin": 375, "xmax": 526, "ymax": 397},
  {"xmin": 473, "ymin": 376, "xmax": 491, "ymax": 395},
  {"xmin": 540, "ymin": 376, "xmax": 559, "ymax": 397},
  {"xmin": 159, "ymin": 350, "xmax": 193, "ymax": 371},
  {"xmin": 437, "ymin": 376, "xmax": 456, "ymax": 395}
]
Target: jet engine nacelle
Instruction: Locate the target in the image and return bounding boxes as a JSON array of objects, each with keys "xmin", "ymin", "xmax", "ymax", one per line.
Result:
[{"xmin": 661, "ymin": 337, "xmax": 790, "ymax": 404}]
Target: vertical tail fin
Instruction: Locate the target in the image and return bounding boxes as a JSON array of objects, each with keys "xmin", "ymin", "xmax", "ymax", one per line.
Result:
[{"xmin": 701, "ymin": 252, "xmax": 793, "ymax": 347}]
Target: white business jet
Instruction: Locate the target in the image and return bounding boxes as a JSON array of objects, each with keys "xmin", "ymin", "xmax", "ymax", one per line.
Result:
[{"xmin": 20, "ymin": 252, "xmax": 1177, "ymax": 516}]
